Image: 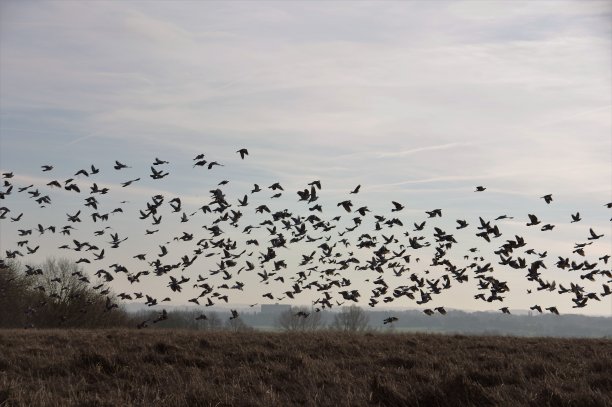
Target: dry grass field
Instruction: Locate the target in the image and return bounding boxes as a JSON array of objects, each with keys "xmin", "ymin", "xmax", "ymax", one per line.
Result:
[{"xmin": 0, "ymin": 330, "xmax": 610, "ymax": 407}]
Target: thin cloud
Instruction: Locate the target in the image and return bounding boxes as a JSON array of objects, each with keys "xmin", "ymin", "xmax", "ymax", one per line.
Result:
[{"xmin": 375, "ymin": 142, "xmax": 474, "ymax": 158}]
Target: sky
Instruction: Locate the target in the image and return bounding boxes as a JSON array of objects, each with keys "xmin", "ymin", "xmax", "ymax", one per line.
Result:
[{"xmin": 1, "ymin": 1, "xmax": 611, "ymax": 316}]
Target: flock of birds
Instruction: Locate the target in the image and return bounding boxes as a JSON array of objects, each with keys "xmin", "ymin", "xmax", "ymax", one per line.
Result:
[{"xmin": 1, "ymin": 148, "xmax": 611, "ymax": 328}]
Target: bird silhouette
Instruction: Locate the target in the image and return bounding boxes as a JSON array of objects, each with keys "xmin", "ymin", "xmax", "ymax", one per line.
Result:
[
  {"xmin": 153, "ymin": 158, "xmax": 169, "ymax": 165},
  {"xmin": 526, "ymin": 214, "xmax": 540, "ymax": 226},
  {"xmin": 383, "ymin": 316, "xmax": 398, "ymax": 324},
  {"xmin": 587, "ymin": 228, "xmax": 603, "ymax": 240},
  {"xmin": 237, "ymin": 148, "xmax": 248, "ymax": 159},
  {"xmin": 114, "ymin": 161, "xmax": 129, "ymax": 170},
  {"xmin": 529, "ymin": 305, "xmax": 542, "ymax": 313},
  {"xmin": 391, "ymin": 201, "xmax": 404, "ymax": 212},
  {"xmin": 545, "ymin": 306, "xmax": 559, "ymax": 315}
]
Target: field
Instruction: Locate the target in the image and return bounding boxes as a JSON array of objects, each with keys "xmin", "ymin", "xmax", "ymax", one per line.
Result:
[{"xmin": 0, "ymin": 330, "xmax": 610, "ymax": 407}]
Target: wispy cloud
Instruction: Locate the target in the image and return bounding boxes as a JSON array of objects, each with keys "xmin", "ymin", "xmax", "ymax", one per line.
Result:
[{"xmin": 375, "ymin": 142, "xmax": 474, "ymax": 158}]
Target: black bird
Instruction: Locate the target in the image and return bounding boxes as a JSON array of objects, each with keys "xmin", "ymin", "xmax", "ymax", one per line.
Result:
[
  {"xmin": 530, "ymin": 305, "xmax": 543, "ymax": 313},
  {"xmin": 269, "ymin": 182, "xmax": 284, "ymax": 191},
  {"xmin": 121, "ymin": 178, "xmax": 140, "ymax": 187},
  {"xmin": 337, "ymin": 200, "xmax": 353, "ymax": 213},
  {"xmin": 456, "ymin": 220, "xmax": 468, "ymax": 229},
  {"xmin": 67, "ymin": 211, "xmax": 81, "ymax": 223},
  {"xmin": 153, "ymin": 157, "xmax": 169, "ymax": 165},
  {"xmin": 413, "ymin": 221, "xmax": 426, "ymax": 231},
  {"xmin": 350, "ymin": 185, "xmax": 361, "ymax": 194},
  {"xmin": 383, "ymin": 316, "xmax": 398, "ymax": 324},
  {"xmin": 237, "ymin": 148, "xmax": 248, "ymax": 159},
  {"xmin": 391, "ymin": 201, "xmax": 404, "ymax": 212},
  {"xmin": 114, "ymin": 160, "xmax": 129, "ymax": 170},
  {"xmin": 434, "ymin": 307, "xmax": 447, "ymax": 315},
  {"xmin": 153, "ymin": 309, "xmax": 168, "ymax": 323},
  {"xmin": 541, "ymin": 194, "xmax": 553, "ymax": 204},
  {"xmin": 587, "ymin": 228, "xmax": 603, "ymax": 240},
  {"xmin": 475, "ymin": 186, "xmax": 486, "ymax": 192},
  {"xmin": 526, "ymin": 214, "xmax": 540, "ymax": 226},
  {"xmin": 308, "ymin": 180, "xmax": 321, "ymax": 190},
  {"xmin": 546, "ymin": 306, "xmax": 559, "ymax": 315},
  {"xmin": 150, "ymin": 167, "xmax": 169, "ymax": 179},
  {"xmin": 425, "ymin": 209, "xmax": 442, "ymax": 218}
]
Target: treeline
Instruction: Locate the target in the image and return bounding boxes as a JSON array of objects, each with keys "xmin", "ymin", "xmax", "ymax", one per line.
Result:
[
  {"xmin": 130, "ymin": 305, "xmax": 612, "ymax": 338},
  {"xmin": 2, "ymin": 258, "xmax": 610, "ymax": 337},
  {"xmin": 130, "ymin": 308, "xmax": 254, "ymax": 332},
  {"xmin": 0, "ymin": 258, "xmax": 131, "ymax": 328},
  {"xmin": 133, "ymin": 305, "xmax": 373, "ymax": 333},
  {"xmin": 360, "ymin": 309, "xmax": 612, "ymax": 337}
]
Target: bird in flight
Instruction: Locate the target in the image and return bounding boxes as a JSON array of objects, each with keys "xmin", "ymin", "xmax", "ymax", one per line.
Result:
[
  {"xmin": 114, "ymin": 161, "xmax": 130, "ymax": 170},
  {"xmin": 526, "ymin": 214, "xmax": 540, "ymax": 226},
  {"xmin": 391, "ymin": 201, "xmax": 404, "ymax": 212},
  {"xmin": 237, "ymin": 148, "xmax": 249, "ymax": 159},
  {"xmin": 153, "ymin": 158, "xmax": 169, "ymax": 165},
  {"xmin": 383, "ymin": 316, "xmax": 398, "ymax": 324},
  {"xmin": 587, "ymin": 228, "xmax": 603, "ymax": 240}
]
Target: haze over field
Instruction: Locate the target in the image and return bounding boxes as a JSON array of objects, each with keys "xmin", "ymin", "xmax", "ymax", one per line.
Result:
[{"xmin": 1, "ymin": 1, "xmax": 611, "ymax": 316}]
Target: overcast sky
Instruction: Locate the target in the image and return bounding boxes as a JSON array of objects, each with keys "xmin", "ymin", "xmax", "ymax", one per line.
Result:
[{"xmin": 1, "ymin": 1, "xmax": 610, "ymax": 316}]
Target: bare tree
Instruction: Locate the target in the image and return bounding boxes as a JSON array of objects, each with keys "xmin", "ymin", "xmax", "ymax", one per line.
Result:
[
  {"xmin": 203, "ymin": 311, "xmax": 223, "ymax": 331},
  {"xmin": 4, "ymin": 257, "xmax": 131, "ymax": 328},
  {"xmin": 276, "ymin": 306, "xmax": 323, "ymax": 331},
  {"xmin": 191, "ymin": 310, "xmax": 222, "ymax": 331},
  {"xmin": 0, "ymin": 260, "xmax": 39, "ymax": 328},
  {"xmin": 225, "ymin": 316, "xmax": 253, "ymax": 333},
  {"xmin": 331, "ymin": 305, "xmax": 370, "ymax": 332}
]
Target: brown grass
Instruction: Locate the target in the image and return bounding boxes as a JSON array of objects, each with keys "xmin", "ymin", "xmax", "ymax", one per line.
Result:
[{"xmin": 0, "ymin": 330, "xmax": 610, "ymax": 406}]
